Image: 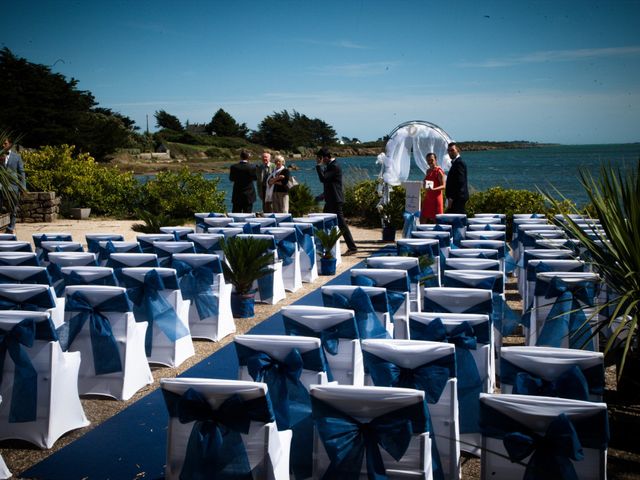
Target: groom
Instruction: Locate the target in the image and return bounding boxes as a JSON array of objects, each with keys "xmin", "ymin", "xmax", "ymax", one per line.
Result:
[
  {"xmin": 1, "ymin": 136, "xmax": 25, "ymax": 234},
  {"xmin": 445, "ymin": 142, "xmax": 469, "ymax": 214}
]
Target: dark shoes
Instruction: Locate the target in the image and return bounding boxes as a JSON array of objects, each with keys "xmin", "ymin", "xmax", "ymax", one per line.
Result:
[
  {"xmin": 4, "ymin": 228, "xmax": 14, "ymax": 234},
  {"xmin": 344, "ymin": 248, "xmax": 358, "ymax": 256}
]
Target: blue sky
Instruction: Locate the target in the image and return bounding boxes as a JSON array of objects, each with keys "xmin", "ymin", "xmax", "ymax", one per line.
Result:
[{"xmin": 5, "ymin": 0, "xmax": 640, "ymax": 144}]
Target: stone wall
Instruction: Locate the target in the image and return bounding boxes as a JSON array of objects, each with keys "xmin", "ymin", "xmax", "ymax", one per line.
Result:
[{"xmin": 17, "ymin": 192, "xmax": 60, "ymax": 223}]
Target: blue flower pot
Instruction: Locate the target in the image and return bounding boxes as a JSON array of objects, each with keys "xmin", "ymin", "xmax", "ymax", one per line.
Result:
[
  {"xmin": 320, "ymin": 257, "xmax": 337, "ymax": 276},
  {"xmin": 230, "ymin": 293, "xmax": 255, "ymax": 318}
]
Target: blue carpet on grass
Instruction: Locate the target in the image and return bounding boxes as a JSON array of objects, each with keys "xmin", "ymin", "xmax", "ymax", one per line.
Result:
[{"xmin": 23, "ymin": 258, "xmax": 368, "ymax": 480}]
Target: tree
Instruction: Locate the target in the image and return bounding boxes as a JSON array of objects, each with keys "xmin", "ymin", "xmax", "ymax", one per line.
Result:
[
  {"xmin": 205, "ymin": 109, "xmax": 249, "ymax": 138},
  {"xmin": 0, "ymin": 48, "xmax": 136, "ymax": 160},
  {"xmin": 253, "ymin": 110, "xmax": 337, "ymax": 150},
  {"xmin": 154, "ymin": 110, "xmax": 183, "ymax": 131}
]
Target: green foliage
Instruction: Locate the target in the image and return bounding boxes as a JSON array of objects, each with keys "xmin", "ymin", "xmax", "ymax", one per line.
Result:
[
  {"xmin": 252, "ymin": 110, "xmax": 336, "ymax": 150},
  {"xmin": 220, "ymin": 236, "xmax": 275, "ymax": 294},
  {"xmin": 288, "ymin": 183, "xmax": 319, "ymax": 217},
  {"xmin": 137, "ymin": 167, "xmax": 226, "ymax": 220},
  {"xmin": 343, "ymin": 179, "xmax": 406, "ymax": 229},
  {"xmin": 543, "ymin": 160, "xmax": 640, "ymax": 379},
  {"xmin": 314, "ymin": 227, "xmax": 343, "ymax": 259},
  {"xmin": 131, "ymin": 210, "xmax": 178, "ymax": 233},
  {"xmin": 466, "ymin": 187, "xmax": 547, "ymax": 218},
  {"xmin": 154, "ymin": 110, "xmax": 183, "ymax": 131},
  {"xmin": 23, "ymin": 144, "xmax": 139, "ymax": 216},
  {"xmin": 0, "ymin": 48, "xmax": 135, "ymax": 159},
  {"xmin": 206, "ymin": 109, "xmax": 249, "ymax": 138}
]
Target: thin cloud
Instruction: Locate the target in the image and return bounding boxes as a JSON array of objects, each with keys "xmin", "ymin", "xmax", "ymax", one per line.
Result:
[
  {"xmin": 308, "ymin": 61, "xmax": 398, "ymax": 77},
  {"xmin": 459, "ymin": 45, "xmax": 640, "ymax": 67}
]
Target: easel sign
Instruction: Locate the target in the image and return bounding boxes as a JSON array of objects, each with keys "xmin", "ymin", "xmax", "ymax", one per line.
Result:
[{"xmin": 402, "ymin": 181, "xmax": 422, "ymax": 213}]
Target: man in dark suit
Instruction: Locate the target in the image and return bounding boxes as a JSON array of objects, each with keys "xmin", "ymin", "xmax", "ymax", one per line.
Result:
[
  {"xmin": 315, "ymin": 147, "xmax": 357, "ymax": 254},
  {"xmin": 444, "ymin": 142, "xmax": 469, "ymax": 214},
  {"xmin": 229, "ymin": 150, "xmax": 257, "ymax": 213},
  {"xmin": 1, "ymin": 136, "xmax": 26, "ymax": 233}
]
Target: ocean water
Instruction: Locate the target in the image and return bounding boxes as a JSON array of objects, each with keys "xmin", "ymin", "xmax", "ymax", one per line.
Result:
[{"xmin": 200, "ymin": 143, "xmax": 639, "ymax": 209}]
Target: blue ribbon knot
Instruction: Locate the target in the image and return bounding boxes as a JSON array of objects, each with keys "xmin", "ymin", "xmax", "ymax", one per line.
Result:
[
  {"xmin": 283, "ymin": 316, "xmax": 358, "ymax": 359},
  {"xmin": 327, "ymin": 288, "xmax": 390, "ymax": 339},
  {"xmin": 173, "ymin": 259, "xmax": 219, "ymax": 320},
  {"xmin": 352, "ymin": 274, "xmax": 408, "ymax": 317},
  {"xmin": 125, "ymin": 269, "xmax": 190, "ymax": 357},
  {"xmin": 0, "ymin": 288, "xmax": 56, "ymax": 311}
]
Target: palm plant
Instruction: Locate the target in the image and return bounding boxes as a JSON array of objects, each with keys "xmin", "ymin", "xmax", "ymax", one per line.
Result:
[
  {"xmin": 315, "ymin": 227, "xmax": 343, "ymax": 259},
  {"xmin": 131, "ymin": 209, "xmax": 179, "ymax": 233},
  {"xmin": 220, "ymin": 236, "xmax": 275, "ymax": 295},
  {"xmin": 543, "ymin": 159, "xmax": 640, "ymax": 378},
  {"xmin": 288, "ymin": 183, "xmax": 318, "ymax": 217}
]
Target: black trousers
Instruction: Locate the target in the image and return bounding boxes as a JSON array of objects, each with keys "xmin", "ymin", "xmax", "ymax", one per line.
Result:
[
  {"xmin": 232, "ymin": 202, "xmax": 253, "ymax": 213},
  {"xmin": 447, "ymin": 198, "xmax": 467, "ymax": 215},
  {"xmin": 325, "ymin": 203, "xmax": 357, "ymax": 251}
]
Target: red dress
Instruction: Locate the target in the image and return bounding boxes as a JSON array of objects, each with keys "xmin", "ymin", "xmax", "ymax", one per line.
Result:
[{"xmin": 420, "ymin": 166, "xmax": 444, "ymax": 222}]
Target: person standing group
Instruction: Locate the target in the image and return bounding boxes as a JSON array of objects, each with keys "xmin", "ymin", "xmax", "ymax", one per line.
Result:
[
  {"xmin": 266, "ymin": 154, "xmax": 290, "ymax": 213},
  {"xmin": 444, "ymin": 142, "xmax": 468, "ymax": 214},
  {"xmin": 229, "ymin": 150, "xmax": 257, "ymax": 213},
  {"xmin": 1, "ymin": 136, "xmax": 25, "ymax": 234},
  {"xmin": 256, "ymin": 152, "xmax": 274, "ymax": 213},
  {"xmin": 315, "ymin": 147, "xmax": 357, "ymax": 254},
  {"xmin": 420, "ymin": 152, "xmax": 446, "ymax": 223}
]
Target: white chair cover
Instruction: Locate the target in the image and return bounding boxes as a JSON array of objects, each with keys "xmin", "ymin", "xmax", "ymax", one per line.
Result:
[
  {"xmin": 85, "ymin": 233, "xmax": 125, "ymax": 253},
  {"xmin": 436, "ymin": 213, "xmax": 467, "ymax": 244},
  {"xmin": 350, "ymin": 268, "xmax": 411, "ymax": 329},
  {"xmin": 468, "ymin": 215, "xmax": 504, "ymax": 225},
  {"xmin": 465, "ymin": 230, "xmax": 507, "ymax": 242},
  {"xmin": 406, "ymin": 312, "xmax": 493, "ymax": 454},
  {"xmin": 366, "ymin": 256, "xmax": 424, "ymax": 313},
  {"xmin": 186, "ymin": 233, "xmax": 225, "ymax": 257},
  {"xmin": 411, "ymin": 230, "xmax": 451, "ymax": 259},
  {"xmin": 198, "ymin": 216, "xmax": 234, "ymax": 232},
  {"xmin": 479, "ymin": 394, "xmax": 608, "ymax": 480},
  {"xmin": 194, "ymin": 212, "xmax": 226, "ymax": 232},
  {"xmin": 445, "ymin": 257, "xmax": 501, "ymax": 271},
  {"xmin": 0, "ymin": 233, "xmax": 16, "ymax": 241},
  {"xmin": 310, "ymin": 384, "xmax": 434, "ymax": 479},
  {"xmin": 0, "ymin": 252, "xmax": 40, "ymax": 267},
  {"xmin": 236, "ymin": 234, "xmax": 286, "ymax": 305},
  {"xmin": 293, "ymin": 216, "xmax": 342, "ymax": 265},
  {"xmin": 160, "ymin": 378, "xmax": 292, "ymax": 480},
  {"xmin": 396, "ymin": 238, "xmax": 441, "ymax": 287},
  {"xmin": 200, "ymin": 227, "xmax": 243, "ymax": 238},
  {"xmin": 39, "ymin": 241, "xmax": 84, "ymax": 265},
  {"xmin": 61, "ymin": 266, "xmax": 118, "ymax": 288},
  {"xmin": 32, "ymin": 232, "xmax": 73, "ymax": 251},
  {"xmin": 171, "ymin": 253, "xmax": 234, "ymax": 341},
  {"xmin": 62, "ymin": 285, "xmax": 153, "ymax": 400},
  {"xmin": 227, "ymin": 212, "xmax": 256, "ymax": 221},
  {"xmin": 0, "ymin": 240, "xmax": 32, "ymax": 252},
  {"xmin": 278, "ymin": 222, "xmax": 318, "ymax": 283},
  {"xmin": 47, "ymin": 252, "xmax": 98, "ymax": 298},
  {"xmin": 467, "ymin": 223, "xmax": 507, "ymax": 232},
  {"xmin": 0, "ymin": 266, "xmax": 61, "ymax": 327},
  {"xmin": 361, "ymin": 339, "xmax": 460, "ymax": 479},
  {"xmin": 0, "ymin": 283, "xmax": 64, "ymax": 329},
  {"xmin": 120, "ymin": 267, "xmax": 194, "ymax": 367},
  {"xmin": 0, "ymin": 405, "xmax": 10, "ymax": 477},
  {"xmin": 459, "ymin": 239, "xmax": 509, "ymax": 272},
  {"xmin": 0, "ymin": 310, "xmax": 89, "ymax": 448},
  {"xmin": 97, "ymin": 241, "xmax": 142, "ymax": 266},
  {"xmin": 321, "ymin": 285, "xmax": 393, "ymax": 338},
  {"xmin": 500, "ymin": 346, "xmax": 604, "ymax": 402},
  {"xmin": 448, "ymin": 248, "xmax": 499, "ymax": 261},
  {"xmin": 530, "ymin": 272, "xmax": 600, "ymax": 351},
  {"xmin": 136, "ymin": 234, "xmax": 174, "ymax": 254},
  {"xmin": 108, "ymin": 253, "xmax": 160, "ymax": 270},
  {"xmin": 282, "ymin": 305, "xmax": 363, "ymax": 385},
  {"xmin": 153, "ymin": 241, "xmax": 196, "ymax": 267},
  {"xmin": 266, "ymin": 213, "xmax": 293, "ymax": 224},
  {"xmin": 262, "ymin": 227, "xmax": 302, "ymax": 292},
  {"xmin": 159, "ymin": 226, "xmax": 195, "ymax": 241}
]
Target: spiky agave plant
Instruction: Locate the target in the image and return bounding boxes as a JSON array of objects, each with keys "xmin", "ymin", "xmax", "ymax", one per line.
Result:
[
  {"xmin": 543, "ymin": 159, "xmax": 640, "ymax": 377},
  {"xmin": 314, "ymin": 226, "xmax": 343, "ymax": 259},
  {"xmin": 220, "ymin": 236, "xmax": 275, "ymax": 295}
]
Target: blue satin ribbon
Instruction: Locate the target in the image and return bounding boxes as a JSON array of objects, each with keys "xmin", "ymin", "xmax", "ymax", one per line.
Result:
[
  {"xmin": 479, "ymin": 404, "xmax": 609, "ymax": 480},
  {"xmin": 63, "ymin": 269, "xmax": 117, "ymax": 287},
  {"xmin": 363, "ymin": 350, "xmax": 453, "ymax": 480},
  {"xmin": 34, "ymin": 233, "xmax": 72, "ymax": 248},
  {"xmin": 61, "ymin": 290, "xmax": 130, "ymax": 375},
  {"xmin": 501, "ymin": 359, "xmax": 604, "ymax": 400},
  {"xmin": 0, "ymin": 243, "xmax": 31, "ymax": 253},
  {"xmin": 311, "ymin": 395, "xmax": 429, "ymax": 480},
  {"xmin": 237, "ymin": 345, "xmax": 321, "ymax": 479},
  {"xmin": 98, "ymin": 240, "xmax": 141, "ymax": 262},
  {"xmin": 256, "ymin": 267, "xmax": 275, "ymax": 302},
  {"xmin": 46, "ymin": 262, "xmax": 66, "ymax": 296},
  {"xmin": 268, "ymin": 213, "xmax": 293, "ymax": 224},
  {"xmin": 537, "ymin": 277, "xmax": 596, "ymax": 350},
  {"xmin": 172, "ymin": 259, "xmax": 219, "ymax": 320},
  {"xmin": 0, "ymin": 316, "xmax": 57, "ymax": 422},
  {"xmin": 0, "ymin": 269, "xmax": 52, "ymax": 286},
  {"xmin": 423, "ymin": 295, "xmax": 493, "ymax": 316},
  {"xmin": 397, "ymin": 241, "xmax": 438, "ymax": 259},
  {"xmin": 324, "ymin": 288, "xmax": 390, "ymax": 339},
  {"xmin": 124, "ymin": 269, "xmax": 190, "ymax": 357},
  {"xmin": 397, "ymin": 244, "xmax": 439, "ymax": 287},
  {"xmin": 437, "ymin": 215, "xmax": 466, "ymax": 245},
  {"xmin": 156, "ymin": 244, "xmax": 196, "ymax": 267},
  {"xmin": 275, "ymin": 237, "xmax": 296, "ymax": 267},
  {"xmin": 162, "ymin": 388, "xmax": 274, "ymax": 480},
  {"xmin": 351, "ymin": 274, "xmax": 407, "ymax": 317},
  {"xmin": 242, "ymin": 223, "xmax": 261, "ymax": 234},
  {"xmin": 192, "ymin": 238, "xmax": 222, "ymax": 254},
  {"xmin": 86, "ymin": 235, "xmax": 124, "ymax": 253},
  {"xmin": 0, "ymin": 288, "xmax": 56, "ymax": 311},
  {"xmin": 297, "ymin": 226, "xmax": 316, "ymax": 269},
  {"xmin": 283, "ymin": 316, "xmax": 358, "ymax": 360},
  {"xmin": 410, "ymin": 318, "xmax": 485, "ymax": 434},
  {"xmin": 402, "ymin": 211, "xmax": 420, "ymax": 238},
  {"xmin": 0, "ymin": 254, "xmax": 40, "ymax": 267}
]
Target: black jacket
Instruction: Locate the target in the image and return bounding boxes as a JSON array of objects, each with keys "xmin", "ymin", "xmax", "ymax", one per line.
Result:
[
  {"xmin": 316, "ymin": 160, "xmax": 344, "ymax": 207},
  {"xmin": 445, "ymin": 157, "xmax": 469, "ymax": 202},
  {"xmin": 230, "ymin": 161, "xmax": 257, "ymax": 205}
]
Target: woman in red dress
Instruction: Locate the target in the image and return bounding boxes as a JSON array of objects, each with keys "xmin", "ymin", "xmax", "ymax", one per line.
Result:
[{"xmin": 420, "ymin": 152, "xmax": 446, "ymax": 223}]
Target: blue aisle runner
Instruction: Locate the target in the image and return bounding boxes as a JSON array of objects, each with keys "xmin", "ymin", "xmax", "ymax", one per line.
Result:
[{"xmin": 23, "ymin": 260, "xmax": 365, "ymax": 480}]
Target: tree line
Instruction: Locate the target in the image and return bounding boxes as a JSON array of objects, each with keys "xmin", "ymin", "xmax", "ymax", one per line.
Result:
[{"xmin": 0, "ymin": 48, "xmax": 339, "ymax": 160}]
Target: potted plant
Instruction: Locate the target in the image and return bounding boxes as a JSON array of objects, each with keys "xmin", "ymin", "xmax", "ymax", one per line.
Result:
[
  {"xmin": 315, "ymin": 226, "xmax": 343, "ymax": 275},
  {"xmin": 220, "ymin": 235, "xmax": 275, "ymax": 318}
]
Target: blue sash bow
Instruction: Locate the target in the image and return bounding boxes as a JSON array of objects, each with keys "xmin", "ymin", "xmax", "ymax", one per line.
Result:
[
  {"xmin": 45, "ymin": 262, "xmax": 66, "ymax": 296},
  {"xmin": 311, "ymin": 395, "xmax": 429, "ymax": 480},
  {"xmin": 192, "ymin": 238, "xmax": 222, "ymax": 254},
  {"xmin": 87, "ymin": 235, "xmax": 124, "ymax": 254},
  {"xmin": 480, "ymin": 403, "xmax": 609, "ymax": 480},
  {"xmin": 63, "ymin": 269, "xmax": 118, "ymax": 287},
  {"xmin": 283, "ymin": 316, "xmax": 358, "ymax": 358},
  {"xmin": 324, "ymin": 288, "xmax": 390, "ymax": 339},
  {"xmin": 0, "ymin": 288, "xmax": 56, "ymax": 311},
  {"xmin": 362, "ymin": 351, "xmax": 451, "ymax": 480},
  {"xmin": 537, "ymin": 277, "xmax": 596, "ymax": 350},
  {"xmin": 294, "ymin": 225, "xmax": 316, "ymax": 269},
  {"xmin": 172, "ymin": 259, "xmax": 219, "ymax": 320},
  {"xmin": 163, "ymin": 388, "xmax": 274, "ymax": 480},
  {"xmin": 242, "ymin": 223, "xmax": 261, "ymax": 234},
  {"xmin": 352, "ymin": 274, "xmax": 408, "ymax": 317},
  {"xmin": 437, "ymin": 215, "xmax": 466, "ymax": 245},
  {"xmin": 402, "ymin": 211, "xmax": 420, "ymax": 238},
  {"xmin": 61, "ymin": 290, "xmax": 130, "ymax": 375},
  {"xmin": 0, "ymin": 317, "xmax": 57, "ymax": 422},
  {"xmin": 0, "ymin": 269, "xmax": 52, "ymax": 286},
  {"xmin": 275, "ymin": 237, "xmax": 296, "ymax": 267},
  {"xmin": 410, "ymin": 318, "xmax": 485, "ymax": 434},
  {"xmin": 124, "ymin": 269, "xmax": 190, "ymax": 357}
]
